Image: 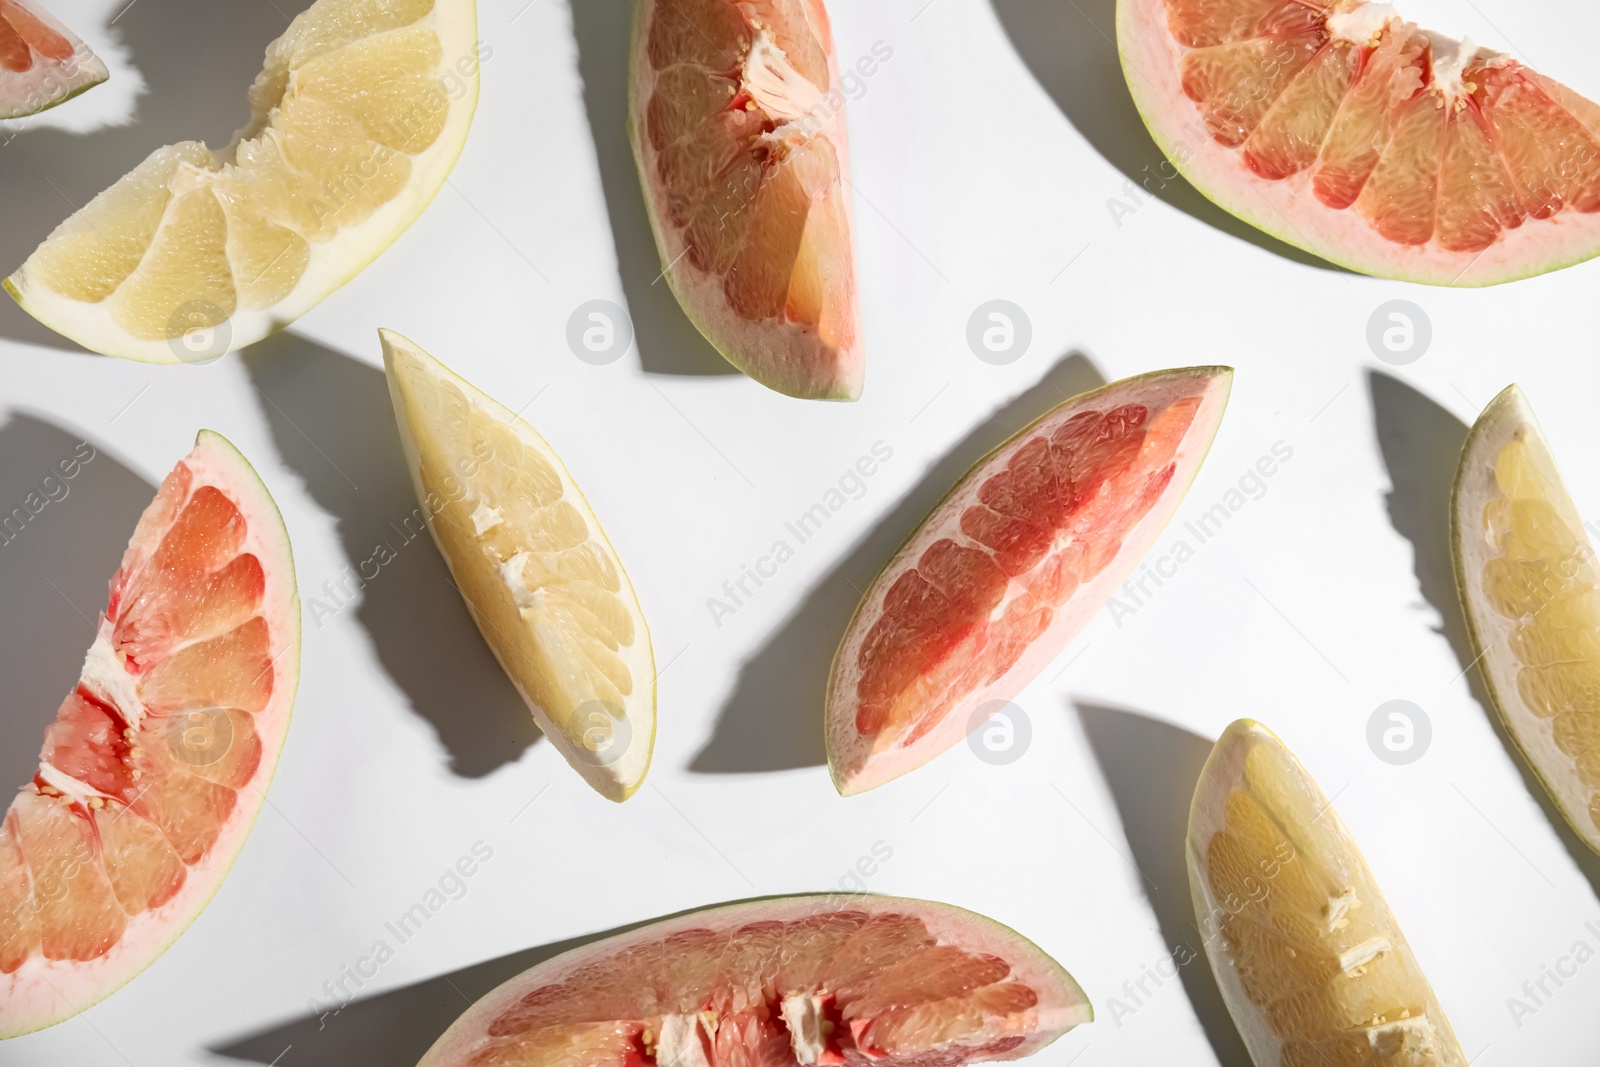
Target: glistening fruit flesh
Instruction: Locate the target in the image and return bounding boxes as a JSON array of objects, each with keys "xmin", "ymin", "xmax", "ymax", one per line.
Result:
[
  {"xmin": 6, "ymin": 0, "xmax": 479, "ymax": 361},
  {"xmin": 1117, "ymin": 0, "xmax": 1600, "ymax": 285},
  {"xmin": 0, "ymin": 432, "xmax": 299, "ymax": 1037},
  {"xmin": 827, "ymin": 367, "xmax": 1231, "ymax": 795},
  {"xmin": 0, "ymin": 0, "xmax": 107, "ymax": 119},
  {"xmin": 381, "ymin": 330, "xmax": 656, "ymax": 802},
  {"xmin": 629, "ymin": 0, "xmax": 864, "ymax": 400},
  {"xmin": 1453, "ymin": 385, "xmax": 1600, "ymax": 855},
  {"xmin": 415, "ymin": 895, "xmax": 1091, "ymax": 1067},
  {"xmin": 1188, "ymin": 721, "xmax": 1465, "ymax": 1066}
]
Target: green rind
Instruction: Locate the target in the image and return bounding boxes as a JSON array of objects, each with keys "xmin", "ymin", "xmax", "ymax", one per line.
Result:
[
  {"xmin": 0, "ymin": 62, "xmax": 108, "ymax": 121},
  {"xmin": 825, "ymin": 365, "xmax": 1234, "ymax": 795}
]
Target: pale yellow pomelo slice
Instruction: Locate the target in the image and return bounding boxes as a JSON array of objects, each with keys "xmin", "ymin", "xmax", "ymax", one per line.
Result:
[
  {"xmin": 1188, "ymin": 720, "xmax": 1465, "ymax": 1066},
  {"xmin": 1453, "ymin": 385, "xmax": 1600, "ymax": 855},
  {"xmin": 380, "ymin": 330, "xmax": 655, "ymax": 801},
  {"xmin": 6, "ymin": 0, "xmax": 479, "ymax": 363}
]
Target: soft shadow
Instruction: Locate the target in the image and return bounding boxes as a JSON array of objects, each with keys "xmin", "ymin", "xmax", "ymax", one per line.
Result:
[
  {"xmin": 0, "ymin": 417, "xmax": 153, "ymax": 790},
  {"xmin": 692, "ymin": 353, "xmax": 1106, "ymax": 774},
  {"xmin": 0, "ymin": 0, "xmax": 301, "ymax": 348},
  {"xmin": 243, "ymin": 334, "xmax": 540, "ymax": 778},
  {"xmin": 1076, "ymin": 701, "xmax": 1251, "ymax": 1067},
  {"xmin": 1369, "ymin": 370, "xmax": 1600, "ymax": 895},
  {"xmin": 989, "ymin": 0, "xmax": 1340, "ymax": 272},
  {"xmin": 568, "ymin": 0, "xmax": 739, "ymax": 377}
]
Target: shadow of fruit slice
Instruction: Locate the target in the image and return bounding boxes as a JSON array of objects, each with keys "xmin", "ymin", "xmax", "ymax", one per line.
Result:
[
  {"xmin": 1118, "ymin": 0, "xmax": 1600, "ymax": 285},
  {"xmin": 415, "ymin": 894, "xmax": 1091, "ymax": 1067},
  {"xmin": 1453, "ymin": 385, "xmax": 1600, "ymax": 856},
  {"xmin": 628, "ymin": 0, "xmax": 864, "ymax": 400},
  {"xmin": 1188, "ymin": 720, "xmax": 1466, "ymax": 1065},
  {"xmin": 379, "ymin": 330, "xmax": 656, "ymax": 802},
  {"xmin": 0, "ymin": 0, "xmax": 107, "ymax": 119},
  {"xmin": 826, "ymin": 366, "xmax": 1231, "ymax": 795},
  {"xmin": 5, "ymin": 0, "xmax": 479, "ymax": 362},
  {"xmin": 0, "ymin": 431, "xmax": 299, "ymax": 1038}
]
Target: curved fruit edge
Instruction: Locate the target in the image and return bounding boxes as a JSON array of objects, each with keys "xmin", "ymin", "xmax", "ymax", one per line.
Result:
[
  {"xmin": 825, "ymin": 365, "xmax": 1234, "ymax": 795},
  {"xmin": 415, "ymin": 893, "xmax": 1090, "ymax": 1067},
  {"xmin": 377, "ymin": 329, "xmax": 657, "ymax": 802},
  {"xmin": 2, "ymin": 61, "xmax": 108, "ymax": 121},
  {"xmin": 1449, "ymin": 384, "xmax": 1600, "ymax": 856},
  {"xmin": 0, "ymin": 429, "xmax": 301, "ymax": 1040}
]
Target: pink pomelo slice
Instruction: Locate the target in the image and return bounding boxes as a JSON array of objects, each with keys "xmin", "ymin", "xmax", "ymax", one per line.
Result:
[
  {"xmin": 1118, "ymin": 0, "xmax": 1600, "ymax": 285},
  {"xmin": 0, "ymin": 0, "xmax": 107, "ymax": 120},
  {"xmin": 628, "ymin": 0, "xmax": 864, "ymax": 400},
  {"xmin": 416, "ymin": 895, "xmax": 1091, "ymax": 1067},
  {"xmin": 0, "ymin": 432, "xmax": 298, "ymax": 1037},
  {"xmin": 827, "ymin": 368, "xmax": 1231, "ymax": 795}
]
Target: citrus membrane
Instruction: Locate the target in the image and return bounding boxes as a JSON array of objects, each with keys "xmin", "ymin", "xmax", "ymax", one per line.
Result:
[
  {"xmin": 0, "ymin": 0, "xmax": 107, "ymax": 119},
  {"xmin": 1188, "ymin": 720, "xmax": 1465, "ymax": 1066},
  {"xmin": 6, "ymin": 0, "xmax": 479, "ymax": 361},
  {"xmin": 1118, "ymin": 0, "xmax": 1600, "ymax": 285},
  {"xmin": 629, "ymin": 0, "xmax": 864, "ymax": 400},
  {"xmin": 380, "ymin": 330, "xmax": 656, "ymax": 802},
  {"xmin": 0, "ymin": 432, "xmax": 299, "ymax": 1037},
  {"xmin": 416, "ymin": 895, "xmax": 1091, "ymax": 1067},
  {"xmin": 827, "ymin": 367, "xmax": 1231, "ymax": 795},
  {"xmin": 1453, "ymin": 384, "xmax": 1600, "ymax": 855}
]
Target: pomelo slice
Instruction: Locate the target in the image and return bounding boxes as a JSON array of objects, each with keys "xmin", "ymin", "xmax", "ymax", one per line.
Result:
[
  {"xmin": 0, "ymin": 432, "xmax": 299, "ymax": 1037},
  {"xmin": 1118, "ymin": 0, "xmax": 1600, "ymax": 285},
  {"xmin": 628, "ymin": 0, "xmax": 864, "ymax": 400},
  {"xmin": 380, "ymin": 330, "xmax": 656, "ymax": 802},
  {"xmin": 416, "ymin": 895, "xmax": 1091, "ymax": 1067},
  {"xmin": 1188, "ymin": 720, "xmax": 1466, "ymax": 1065},
  {"xmin": 0, "ymin": 0, "xmax": 107, "ymax": 119},
  {"xmin": 5, "ymin": 0, "xmax": 479, "ymax": 362},
  {"xmin": 826, "ymin": 367, "xmax": 1231, "ymax": 795},
  {"xmin": 1452, "ymin": 385, "xmax": 1600, "ymax": 855}
]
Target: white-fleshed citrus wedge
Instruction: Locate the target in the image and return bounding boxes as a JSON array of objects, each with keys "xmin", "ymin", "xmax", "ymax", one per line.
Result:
[
  {"xmin": 1188, "ymin": 720, "xmax": 1465, "ymax": 1066},
  {"xmin": 0, "ymin": 0, "xmax": 107, "ymax": 119},
  {"xmin": 1, "ymin": 432, "xmax": 299, "ymax": 1037},
  {"xmin": 380, "ymin": 330, "xmax": 656, "ymax": 802},
  {"xmin": 1453, "ymin": 385, "xmax": 1600, "ymax": 855},
  {"xmin": 6, "ymin": 0, "xmax": 480, "ymax": 362}
]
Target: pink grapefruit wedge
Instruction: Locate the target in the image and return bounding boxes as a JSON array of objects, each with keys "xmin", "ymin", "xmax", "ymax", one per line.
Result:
[
  {"xmin": 0, "ymin": 431, "xmax": 298, "ymax": 1037},
  {"xmin": 416, "ymin": 895, "xmax": 1091, "ymax": 1067},
  {"xmin": 629, "ymin": 0, "xmax": 863, "ymax": 400},
  {"xmin": 828, "ymin": 367, "xmax": 1231, "ymax": 795},
  {"xmin": 1119, "ymin": 0, "xmax": 1600, "ymax": 285},
  {"xmin": 0, "ymin": 0, "xmax": 107, "ymax": 120}
]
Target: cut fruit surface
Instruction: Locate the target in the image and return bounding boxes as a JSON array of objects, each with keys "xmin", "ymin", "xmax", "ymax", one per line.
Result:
[
  {"xmin": 0, "ymin": 432, "xmax": 299, "ymax": 1037},
  {"xmin": 827, "ymin": 367, "xmax": 1230, "ymax": 795},
  {"xmin": 629, "ymin": 0, "xmax": 864, "ymax": 400},
  {"xmin": 380, "ymin": 330, "xmax": 656, "ymax": 802},
  {"xmin": 416, "ymin": 895, "xmax": 1091, "ymax": 1067},
  {"xmin": 1118, "ymin": 0, "xmax": 1600, "ymax": 285},
  {"xmin": 1188, "ymin": 720, "xmax": 1465, "ymax": 1066},
  {"xmin": 0, "ymin": 0, "xmax": 107, "ymax": 119},
  {"xmin": 6, "ymin": 0, "xmax": 479, "ymax": 361},
  {"xmin": 1453, "ymin": 384, "xmax": 1600, "ymax": 855}
]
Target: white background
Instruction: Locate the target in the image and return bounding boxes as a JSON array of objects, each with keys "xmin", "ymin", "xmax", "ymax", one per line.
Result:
[{"xmin": 1, "ymin": 0, "xmax": 1599, "ymax": 1063}]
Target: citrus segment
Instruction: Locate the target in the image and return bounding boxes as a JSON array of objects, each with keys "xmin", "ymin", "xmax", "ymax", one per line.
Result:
[
  {"xmin": 827, "ymin": 368, "xmax": 1230, "ymax": 795},
  {"xmin": 1453, "ymin": 385, "xmax": 1600, "ymax": 854},
  {"xmin": 1118, "ymin": 0, "xmax": 1600, "ymax": 284},
  {"xmin": 6, "ymin": 0, "xmax": 479, "ymax": 361},
  {"xmin": 380, "ymin": 330, "xmax": 656, "ymax": 802},
  {"xmin": 0, "ymin": 0, "xmax": 106, "ymax": 119},
  {"xmin": 0, "ymin": 432, "xmax": 298, "ymax": 1037},
  {"xmin": 1188, "ymin": 720, "xmax": 1466, "ymax": 1065},
  {"xmin": 416, "ymin": 896, "xmax": 1090, "ymax": 1067},
  {"xmin": 629, "ymin": 0, "xmax": 864, "ymax": 400}
]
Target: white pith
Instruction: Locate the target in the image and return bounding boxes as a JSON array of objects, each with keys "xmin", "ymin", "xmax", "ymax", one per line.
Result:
[
  {"xmin": 415, "ymin": 895, "xmax": 1092, "ymax": 1067},
  {"xmin": 827, "ymin": 368, "xmax": 1232, "ymax": 796},
  {"xmin": 1452, "ymin": 385, "xmax": 1600, "ymax": 855},
  {"xmin": 6, "ymin": 0, "xmax": 479, "ymax": 362},
  {"xmin": 0, "ymin": 0, "xmax": 107, "ymax": 120},
  {"xmin": 0, "ymin": 431, "xmax": 300, "ymax": 1039},
  {"xmin": 1116, "ymin": 0, "xmax": 1600, "ymax": 285}
]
